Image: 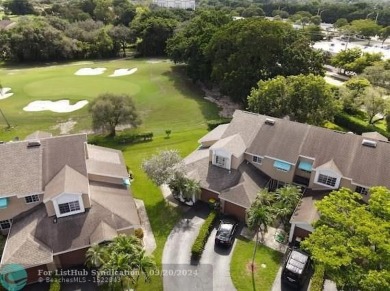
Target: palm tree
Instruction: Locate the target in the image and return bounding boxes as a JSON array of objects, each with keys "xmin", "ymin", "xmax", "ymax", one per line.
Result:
[
  {"xmin": 246, "ymin": 189, "xmax": 275, "ymax": 274},
  {"xmin": 85, "ymin": 244, "xmax": 109, "ymax": 269},
  {"xmin": 182, "ymin": 178, "xmax": 201, "ymax": 202},
  {"xmin": 132, "ymin": 249, "xmax": 157, "ymax": 287},
  {"xmin": 102, "ymin": 252, "xmax": 134, "ymax": 290},
  {"xmin": 274, "ymin": 185, "xmax": 302, "ymax": 226},
  {"xmin": 111, "ymin": 234, "xmax": 143, "ymax": 254}
]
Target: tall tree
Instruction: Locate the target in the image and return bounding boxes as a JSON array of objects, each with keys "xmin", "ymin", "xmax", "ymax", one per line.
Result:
[
  {"xmin": 360, "ymin": 86, "xmax": 388, "ymax": 124},
  {"xmin": 246, "ymin": 189, "xmax": 275, "ymax": 271},
  {"xmin": 273, "ymin": 185, "xmax": 301, "ymax": 226},
  {"xmin": 89, "ymin": 93, "xmax": 141, "ymax": 136},
  {"xmin": 350, "ymin": 19, "xmax": 382, "ymax": 45},
  {"xmin": 206, "ymin": 18, "xmax": 324, "ymax": 103},
  {"xmin": 166, "ymin": 10, "xmax": 231, "ymax": 83},
  {"xmin": 85, "ymin": 244, "xmax": 109, "ymax": 268},
  {"xmin": 301, "ymin": 188, "xmax": 390, "ymax": 290},
  {"xmin": 248, "ymin": 74, "xmax": 339, "ymax": 125},
  {"xmin": 142, "ymin": 150, "xmax": 185, "ymax": 186}
]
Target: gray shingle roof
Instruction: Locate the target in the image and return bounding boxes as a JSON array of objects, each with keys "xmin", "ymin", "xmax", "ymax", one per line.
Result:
[{"xmin": 0, "ymin": 141, "xmax": 42, "ymax": 197}]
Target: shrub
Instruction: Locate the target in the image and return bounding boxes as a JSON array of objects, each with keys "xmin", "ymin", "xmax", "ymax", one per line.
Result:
[
  {"xmin": 334, "ymin": 112, "xmax": 389, "ymax": 138},
  {"xmin": 207, "ymin": 119, "xmax": 231, "ymax": 131},
  {"xmin": 49, "ymin": 275, "xmax": 61, "ymax": 291},
  {"xmin": 191, "ymin": 211, "xmax": 218, "ymax": 259},
  {"xmin": 134, "ymin": 228, "xmax": 144, "ymax": 240},
  {"xmin": 310, "ymin": 264, "xmax": 325, "ymax": 291}
]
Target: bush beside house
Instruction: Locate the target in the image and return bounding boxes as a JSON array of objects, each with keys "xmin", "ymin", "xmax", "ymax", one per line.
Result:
[{"xmin": 191, "ymin": 211, "xmax": 218, "ymax": 259}]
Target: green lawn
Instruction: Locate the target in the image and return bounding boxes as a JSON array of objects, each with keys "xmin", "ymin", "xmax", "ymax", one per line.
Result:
[
  {"xmin": 0, "ymin": 59, "xmax": 218, "ymax": 140},
  {"xmin": 231, "ymin": 238, "xmax": 283, "ymax": 291},
  {"xmin": 0, "ymin": 59, "xmax": 220, "ymax": 290}
]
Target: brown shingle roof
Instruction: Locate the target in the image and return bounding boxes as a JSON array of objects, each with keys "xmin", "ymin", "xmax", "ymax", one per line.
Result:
[
  {"xmin": 185, "ymin": 149, "xmax": 242, "ymax": 193},
  {"xmin": 0, "ymin": 141, "xmax": 42, "ymax": 197},
  {"xmin": 2, "ymin": 182, "xmax": 141, "ymax": 265},
  {"xmin": 44, "ymin": 165, "xmax": 89, "ymax": 202},
  {"xmin": 220, "ymin": 163, "xmax": 269, "ymax": 208},
  {"xmin": 221, "ymin": 110, "xmax": 266, "ymax": 147},
  {"xmin": 210, "ymin": 134, "xmax": 246, "ymax": 157},
  {"xmin": 41, "ymin": 134, "xmax": 88, "ymax": 187},
  {"xmin": 237, "ymin": 110, "xmax": 390, "ymax": 188},
  {"xmin": 25, "ymin": 131, "xmax": 52, "ymax": 140},
  {"xmin": 86, "ymin": 145, "xmax": 128, "ymax": 178},
  {"xmin": 90, "ymin": 221, "xmax": 117, "ymax": 245},
  {"xmin": 199, "ymin": 124, "xmax": 229, "ymax": 145},
  {"xmin": 362, "ymin": 131, "xmax": 388, "ymax": 141}
]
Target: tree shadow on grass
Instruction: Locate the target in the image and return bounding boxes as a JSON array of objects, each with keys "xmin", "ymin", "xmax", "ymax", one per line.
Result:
[{"xmin": 162, "ymin": 66, "xmax": 220, "ymax": 121}]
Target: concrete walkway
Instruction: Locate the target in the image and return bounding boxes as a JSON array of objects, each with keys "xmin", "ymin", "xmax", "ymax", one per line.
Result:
[{"xmin": 135, "ymin": 199, "xmax": 156, "ymax": 254}]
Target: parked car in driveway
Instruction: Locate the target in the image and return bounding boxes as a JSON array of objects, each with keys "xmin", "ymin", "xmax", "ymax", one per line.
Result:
[
  {"xmin": 281, "ymin": 247, "xmax": 311, "ymax": 289},
  {"xmin": 215, "ymin": 217, "xmax": 238, "ymax": 247}
]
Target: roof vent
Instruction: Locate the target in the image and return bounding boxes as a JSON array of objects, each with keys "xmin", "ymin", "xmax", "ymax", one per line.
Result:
[
  {"xmin": 27, "ymin": 140, "xmax": 41, "ymax": 148},
  {"xmin": 362, "ymin": 139, "xmax": 377, "ymax": 148},
  {"xmin": 265, "ymin": 118, "xmax": 275, "ymax": 125}
]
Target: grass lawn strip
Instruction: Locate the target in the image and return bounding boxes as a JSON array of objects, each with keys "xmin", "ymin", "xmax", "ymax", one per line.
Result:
[{"xmin": 231, "ymin": 237, "xmax": 282, "ymax": 291}]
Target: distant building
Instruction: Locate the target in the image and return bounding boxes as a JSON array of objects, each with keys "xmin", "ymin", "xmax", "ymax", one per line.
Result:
[{"xmin": 153, "ymin": 0, "xmax": 195, "ymax": 10}]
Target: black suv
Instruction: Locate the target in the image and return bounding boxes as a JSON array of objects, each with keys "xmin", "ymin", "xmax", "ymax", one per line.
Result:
[
  {"xmin": 281, "ymin": 248, "xmax": 310, "ymax": 289},
  {"xmin": 215, "ymin": 218, "xmax": 238, "ymax": 247}
]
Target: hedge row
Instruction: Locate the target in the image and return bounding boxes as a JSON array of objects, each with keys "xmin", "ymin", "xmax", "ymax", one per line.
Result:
[
  {"xmin": 191, "ymin": 211, "xmax": 218, "ymax": 259},
  {"xmin": 207, "ymin": 119, "xmax": 232, "ymax": 131},
  {"xmin": 310, "ymin": 264, "xmax": 325, "ymax": 291},
  {"xmin": 114, "ymin": 132, "xmax": 153, "ymax": 144},
  {"xmin": 334, "ymin": 113, "xmax": 389, "ymax": 138}
]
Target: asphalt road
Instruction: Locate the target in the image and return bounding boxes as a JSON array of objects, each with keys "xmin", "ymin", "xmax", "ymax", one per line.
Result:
[{"xmin": 162, "ymin": 203, "xmax": 237, "ymax": 291}]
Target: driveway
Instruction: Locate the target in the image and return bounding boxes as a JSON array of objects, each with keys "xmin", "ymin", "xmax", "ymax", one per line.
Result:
[{"xmin": 162, "ymin": 203, "xmax": 237, "ymax": 291}]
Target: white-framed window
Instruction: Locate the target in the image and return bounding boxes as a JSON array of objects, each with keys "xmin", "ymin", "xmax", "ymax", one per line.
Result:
[
  {"xmin": 25, "ymin": 195, "xmax": 40, "ymax": 204},
  {"xmin": 317, "ymin": 174, "xmax": 337, "ymax": 187},
  {"xmin": 356, "ymin": 186, "xmax": 369, "ymax": 195},
  {"xmin": 58, "ymin": 201, "xmax": 81, "ymax": 215},
  {"xmin": 0, "ymin": 219, "xmax": 11, "ymax": 230},
  {"xmin": 215, "ymin": 155, "xmax": 227, "ymax": 167},
  {"xmin": 252, "ymin": 155, "xmax": 262, "ymax": 164}
]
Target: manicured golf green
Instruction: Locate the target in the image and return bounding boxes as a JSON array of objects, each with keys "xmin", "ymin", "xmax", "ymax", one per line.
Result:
[{"xmin": 0, "ymin": 59, "xmax": 219, "ymax": 140}]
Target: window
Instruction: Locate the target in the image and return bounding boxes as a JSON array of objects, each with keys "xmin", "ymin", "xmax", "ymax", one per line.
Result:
[
  {"xmin": 356, "ymin": 186, "xmax": 369, "ymax": 195},
  {"xmin": 25, "ymin": 195, "xmax": 40, "ymax": 204},
  {"xmin": 252, "ymin": 156, "xmax": 262, "ymax": 164},
  {"xmin": 58, "ymin": 201, "xmax": 80, "ymax": 215},
  {"xmin": 215, "ymin": 156, "xmax": 227, "ymax": 167},
  {"xmin": 0, "ymin": 219, "xmax": 11, "ymax": 230},
  {"xmin": 273, "ymin": 160, "xmax": 291, "ymax": 172},
  {"xmin": 317, "ymin": 174, "xmax": 337, "ymax": 187}
]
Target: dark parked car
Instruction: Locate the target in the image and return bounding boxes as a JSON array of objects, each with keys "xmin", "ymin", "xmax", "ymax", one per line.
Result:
[
  {"xmin": 281, "ymin": 248, "xmax": 311, "ymax": 289},
  {"xmin": 215, "ymin": 218, "xmax": 238, "ymax": 246}
]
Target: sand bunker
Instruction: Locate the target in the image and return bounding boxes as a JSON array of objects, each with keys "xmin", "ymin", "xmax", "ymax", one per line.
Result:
[
  {"xmin": 23, "ymin": 100, "xmax": 89, "ymax": 113},
  {"xmin": 0, "ymin": 88, "xmax": 14, "ymax": 100},
  {"xmin": 75, "ymin": 68, "xmax": 106, "ymax": 76},
  {"xmin": 109, "ymin": 68, "xmax": 138, "ymax": 77}
]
